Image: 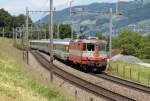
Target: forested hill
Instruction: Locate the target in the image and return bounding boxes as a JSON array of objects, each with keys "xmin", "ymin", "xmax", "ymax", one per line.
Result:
[
  {"xmin": 40, "ymin": 1, "xmax": 150, "ymax": 33},
  {"xmin": 0, "ymin": 8, "xmax": 32, "ymax": 37}
]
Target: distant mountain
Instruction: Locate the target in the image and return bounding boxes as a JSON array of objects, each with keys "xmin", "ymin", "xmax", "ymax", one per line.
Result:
[{"xmin": 39, "ymin": 1, "xmax": 150, "ymax": 34}]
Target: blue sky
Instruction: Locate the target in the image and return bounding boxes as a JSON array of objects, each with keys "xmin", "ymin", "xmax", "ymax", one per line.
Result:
[{"xmin": 0, "ymin": 0, "xmax": 132, "ymax": 21}]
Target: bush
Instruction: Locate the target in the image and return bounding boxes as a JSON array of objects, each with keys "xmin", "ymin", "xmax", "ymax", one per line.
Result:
[{"xmin": 113, "ymin": 30, "xmax": 150, "ymax": 59}]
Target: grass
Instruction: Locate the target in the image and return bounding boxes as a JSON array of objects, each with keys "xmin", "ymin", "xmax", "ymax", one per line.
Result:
[
  {"xmin": 0, "ymin": 37, "xmax": 72, "ymax": 101},
  {"xmin": 13, "ymin": 39, "xmax": 24, "ymax": 50},
  {"xmin": 108, "ymin": 61, "xmax": 150, "ymax": 86}
]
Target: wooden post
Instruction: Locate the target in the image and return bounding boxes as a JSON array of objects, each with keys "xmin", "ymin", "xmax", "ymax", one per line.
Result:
[
  {"xmin": 75, "ymin": 90, "xmax": 77, "ymax": 101},
  {"xmin": 116, "ymin": 64, "xmax": 118, "ymax": 74},
  {"xmin": 148, "ymin": 74, "xmax": 150, "ymax": 86},
  {"xmin": 90, "ymin": 98, "xmax": 93, "ymax": 101},
  {"xmin": 130, "ymin": 68, "xmax": 132, "ymax": 80},
  {"xmin": 50, "ymin": 71, "xmax": 53, "ymax": 83},
  {"xmin": 138, "ymin": 72, "xmax": 140, "ymax": 83}
]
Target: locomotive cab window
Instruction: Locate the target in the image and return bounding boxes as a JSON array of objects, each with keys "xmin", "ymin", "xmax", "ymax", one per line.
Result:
[
  {"xmin": 99, "ymin": 43, "xmax": 106, "ymax": 51},
  {"xmin": 87, "ymin": 43, "xmax": 94, "ymax": 51}
]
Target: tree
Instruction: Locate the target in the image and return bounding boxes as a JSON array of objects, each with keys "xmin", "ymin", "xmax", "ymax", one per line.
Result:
[
  {"xmin": 140, "ymin": 34, "xmax": 150, "ymax": 59},
  {"xmin": 59, "ymin": 24, "xmax": 71, "ymax": 39},
  {"xmin": 112, "ymin": 30, "xmax": 142, "ymax": 57},
  {"xmin": 15, "ymin": 14, "xmax": 32, "ymax": 27},
  {"xmin": 121, "ymin": 44, "xmax": 137, "ymax": 55},
  {"xmin": 0, "ymin": 8, "xmax": 11, "ymax": 27},
  {"xmin": 96, "ymin": 32, "xmax": 104, "ymax": 40},
  {"xmin": 0, "ymin": 8, "xmax": 32, "ymax": 37}
]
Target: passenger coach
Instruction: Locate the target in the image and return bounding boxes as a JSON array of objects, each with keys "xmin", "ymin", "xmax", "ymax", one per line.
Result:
[{"xmin": 30, "ymin": 39, "xmax": 70, "ymax": 60}]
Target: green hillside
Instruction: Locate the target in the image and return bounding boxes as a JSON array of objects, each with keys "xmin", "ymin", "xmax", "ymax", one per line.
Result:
[{"xmin": 40, "ymin": 1, "xmax": 150, "ymax": 34}]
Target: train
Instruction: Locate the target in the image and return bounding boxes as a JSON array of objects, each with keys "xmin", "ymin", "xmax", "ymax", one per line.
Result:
[{"xmin": 29, "ymin": 37, "xmax": 107, "ymax": 72}]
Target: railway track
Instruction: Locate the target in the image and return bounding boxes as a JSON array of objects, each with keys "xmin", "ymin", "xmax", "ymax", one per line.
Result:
[
  {"xmin": 93, "ymin": 73, "xmax": 150, "ymax": 94},
  {"xmin": 31, "ymin": 51, "xmax": 135, "ymax": 101}
]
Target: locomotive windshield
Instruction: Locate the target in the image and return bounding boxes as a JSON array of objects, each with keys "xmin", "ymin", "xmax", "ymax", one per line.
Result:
[
  {"xmin": 100, "ymin": 43, "xmax": 106, "ymax": 51},
  {"xmin": 87, "ymin": 43, "xmax": 95, "ymax": 51},
  {"xmin": 99, "ymin": 43, "xmax": 106, "ymax": 54}
]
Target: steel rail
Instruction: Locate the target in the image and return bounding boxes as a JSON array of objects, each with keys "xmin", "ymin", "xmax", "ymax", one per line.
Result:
[
  {"xmin": 94, "ymin": 73, "xmax": 150, "ymax": 94},
  {"xmin": 31, "ymin": 51, "xmax": 135, "ymax": 101}
]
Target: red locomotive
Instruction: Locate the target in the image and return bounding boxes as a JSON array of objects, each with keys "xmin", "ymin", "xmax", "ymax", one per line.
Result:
[{"xmin": 69, "ymin": 38, "xmax": 107, "ymax": 72}]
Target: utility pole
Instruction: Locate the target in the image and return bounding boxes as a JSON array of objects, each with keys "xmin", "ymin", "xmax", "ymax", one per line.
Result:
[
  {"xmin": 70, "ymin": 0, "xmax": 74, "ymax": 39},
  {"xmin": 19, "ymin": 27, "xmax": 22, "ymax": 39},
  {"xmin": 25, "ymin": 10, "xmax": 50, "ymax": 41},
  {"xmin": 49, "ymin": 0, "xmax": 54, "ymax": 83},
  {"xmin": 19, "ymin": 28, "xmax": 21, "ymax": 38},
  {"xmin": 44, "ymin": 29, "xmax": 47, "ymax": 39},
  {"xmin": 26, "ymin": 7, "xmax": 29, "ymax": 64},
  {"xmin": 109, "ymin": 8, "xmax": 113, "ymax": 61},
  {"xmin": 57, "ymin": 24, "xmax": 59, "ymax": 39},
  {"xmin": 13, "ymin": 28, "xmax": 15, "ymax": 43},
  {"xmin": 37, "ymin": 26, "xmax": 40, "ymax": 40},
  {"xmin": 21, "ymin": 25, "xmax": 25, "ymax": 51},
  {"xmin": 49, "ymin": 0, "xmax": 54, "ymax": 63},
  {"xmin": 30, "ymin": 24, "xmax": 32, "ymax": 39},
  {"xmin": 15, "ymin": 28, "xmax": 18, "ymax": 41},
  {"xmin": 26, "ymin": 7, "xmax": 29, "ymax": 46}
]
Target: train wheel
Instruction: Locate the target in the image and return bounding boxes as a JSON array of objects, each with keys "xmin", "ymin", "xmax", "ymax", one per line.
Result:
[
  {"xmin": 66, "ymin": 60, "xmax": 72, "ymax": 66},
  {"xmin": 100, "ymin": 65, "xmax": 106, "ymax": 71},
  {"xmin": 92, "ymin": 68, "xmax": 97, "ymax": 73},
  {"xmin": 82, "ymin": 65, "xmax": 89, "ymax": 73},
  {"xmin": 91, "ymin": 66, "xmax": 101, "ymax": 73}
]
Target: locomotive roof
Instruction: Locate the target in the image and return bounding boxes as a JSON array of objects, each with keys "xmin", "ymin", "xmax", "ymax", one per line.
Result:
[{"xmin": 71, "ymin": 39, "xmax": 107, "ymax": 44}]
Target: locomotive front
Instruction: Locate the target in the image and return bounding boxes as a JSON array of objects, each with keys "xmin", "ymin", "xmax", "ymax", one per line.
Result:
[
  {"xmin": 69, "ymin": 39, "xmax": 107, "ymax": 72},
  {"xmin": 82, "ymin": 40, "xmax": 107, "ymax": 71}
]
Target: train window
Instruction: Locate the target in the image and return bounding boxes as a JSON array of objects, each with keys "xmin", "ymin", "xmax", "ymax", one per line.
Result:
[
  {"xmin": 99, "ymin": 43, "xmax": 106, "ymax": 51},
  {"xmin": 66, "ymin": 46, "xmax": 69, "ymax": 51},
  {"xmin": 87, "ymin": 43, "xmax": 94, "ymax": 51}
]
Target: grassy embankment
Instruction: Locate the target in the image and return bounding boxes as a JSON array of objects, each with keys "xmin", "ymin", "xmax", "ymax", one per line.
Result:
[
  {"xmin": 0, "ymin": 37, "xmax": 72, "ymax": 101},
  {"xmin": 108, "ymin": 61, "xmax": 150, "ymax": 86}
]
